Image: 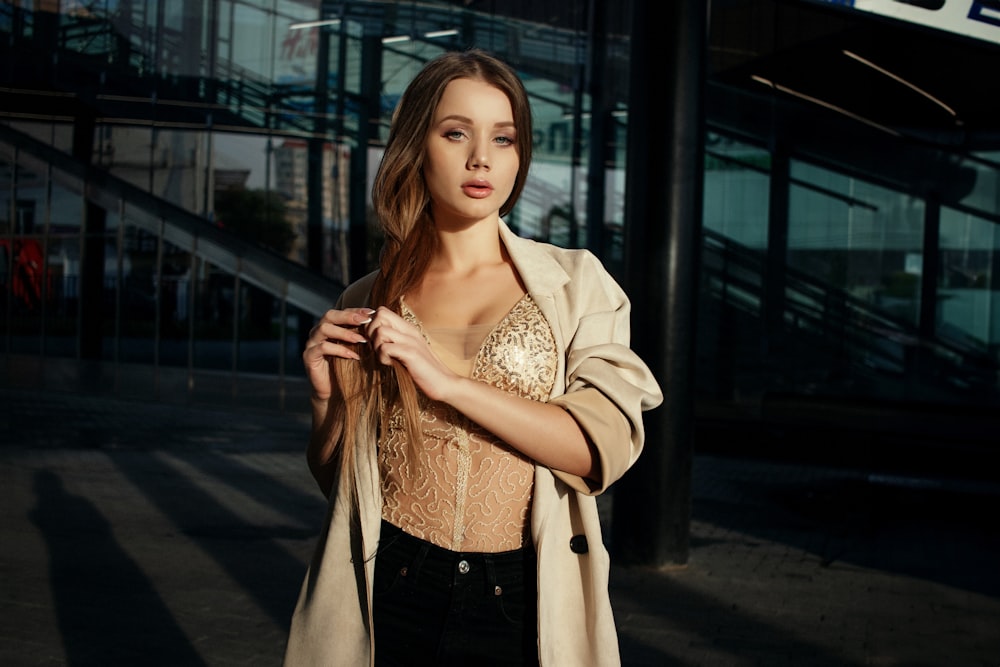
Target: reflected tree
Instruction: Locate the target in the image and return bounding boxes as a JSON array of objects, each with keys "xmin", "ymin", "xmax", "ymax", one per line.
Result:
[{"xmin": 214, "ymin": 188, "xmax": 294, "ymax": 256}]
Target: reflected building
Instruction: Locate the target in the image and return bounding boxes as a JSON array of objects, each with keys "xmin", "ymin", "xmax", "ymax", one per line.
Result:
[
  {"xmin": 273, "ymin": 139, "xmax": 349, "ymax": 278},
  {"xmin": 0, "ymin": 0, "xmax": 998, "ymax": 459}
]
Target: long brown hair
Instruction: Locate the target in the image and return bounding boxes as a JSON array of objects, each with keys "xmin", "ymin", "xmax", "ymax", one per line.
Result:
[{"xmin": 319, "ymin": 49, "xmax": 534, "ymax": 487}]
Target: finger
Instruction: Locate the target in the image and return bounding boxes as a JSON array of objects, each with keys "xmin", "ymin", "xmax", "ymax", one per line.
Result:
[
  {"xmin": 305, "ymin": 339, "xmax": 361, "ymax": 362},
  {"xmin": 365, "ymin": 307, "xmax": 417, "ymax": 342},
  {"xmin": 315, "ymin": 307, "xmax": 376, "ymax": 332},
  {"xmin": 373, "ymin": 340, "xmax": 397, "ymax": 366},
  {"xmin": 321, "ymin": 340, "xmax": 362, "ymax": 361},
  {"xmin": 350, "ymin": 307, "xmax": 377, "ymax": 326},
  {"xmin": 364, "ymin": 316, "xmax": 389, "ymax": 341},
  {"xmin": 306, "ymin": 324, "xmax": 367, "ymax": 354},
  {"xmin": 313, "ymin": 319, "xmax": 368, "ymax": 345}
]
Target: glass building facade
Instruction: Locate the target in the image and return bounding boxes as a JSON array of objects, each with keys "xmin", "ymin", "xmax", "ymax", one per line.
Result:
[{"xmin": 1, "ymin": 1, "xmax": 998, "ymax": 447}]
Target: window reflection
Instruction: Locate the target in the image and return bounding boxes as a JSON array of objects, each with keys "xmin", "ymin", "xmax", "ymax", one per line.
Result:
[
  {"xmin": 158, "ymin": 239, "xmax": 192, "ymax": 368},
  {"xmin": 193, "ymin": 259, "xmax": 235, "ymax": 372},
  {"xmin": 938, "ymin": 209, "xmax": 998, "ymax": 358},
  {"xmin": 238, "ymin": 281, "xmax": 281, "ymax": 375},
  {"xmin": 1, "ymin": 0, "xmax": 997, "ymax": 415},
  {"xmin": 703, "ymin": 135, "xmax": 770, "ymax": 248},
  {"xmin": 43, "ymin": 235, "xmax": 78, "ymax": 357},
  {"xmin": 119, "ymin": 223, "xmax": 157, "ymax": 365},
  {"xmin": 789, "ymin": 162, "xmax": 926, "ymax": 328},
  {"xmin": 5, "ymin": 234, "xmax": 46, "ymax": 355}
]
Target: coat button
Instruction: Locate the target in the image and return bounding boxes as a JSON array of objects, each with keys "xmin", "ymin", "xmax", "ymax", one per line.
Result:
[
  {"xmin": 570, "ymin": 535, "xmax": 589, "ymax": 554},
  {"xmin": 457, "ymin": 559, "xmax": 470, "ymax": 574}
]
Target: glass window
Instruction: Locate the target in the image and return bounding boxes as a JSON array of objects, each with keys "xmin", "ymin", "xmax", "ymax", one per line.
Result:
[
  {"xmin": 119, "ymin": 220, "xmax": 159, "ymax": 365},
  {"xmin": 938, "ymin": 209, "xmax": 998, "ymax": 355},
  {"xmin": 6, "ymin": 121, "xmax": 73, "ymax": 154},
  {"xmin": 697, "ymin": 134, "xmax": 771, "ymax": 400},
  {"xmin": 520, "ymin": 80, "xmax": 589, "ymax": 250},
  {"xmin": 193, "ymin": 258, "xmax": 235, "ymax": 372},
  {"xmin": 158, "ymin": 240, "xmax": 193, "ymax": 368},
  {"xmin": 50, "ymin": 177, "xmax": 84, "ymax": 235},
  {"xmin": 100, "ymin": 205, "xmax": 123, "ymax": 362},
  {"xmin": 14, "ymin": 159, "xmax": 46, "ymax": 235},
  {"xmin": 43, "ymin": 235, "xmax": 79, "ymax": 358},
  {"xmin": 789, "ymin": 160, "xmax": 925, "ymax": 327},
  {"xmin": 0, "ymin": 147, "xmax": 11, "ymax": 234},
  {"xmin": 237, "ymin": 281, "xmax": 281, "ymax": 374},
  {"xmin": 231, "ymin": 1, "xmax": 279, "ymax": 82},
  {"xmin": 5, "ymin": 234, "xmax": 46, "ymax": 355},
  {"xmin": 703, "ymin": 134, "xmax": 770, "ymax": 249},
  {"xmin": 104, "ymin": 126, "xmax": 155, "ymax": 193},
  {"xmin": 285, "ymin": 304, "xmax": 311, "ymax": 378},
  {"xmin": 958, "ymin": 152, "xmax": 1000, "ymax": 214},
  {"xmin": 1, "ymin": 148, "xmax": 11, "ymax": 339},
  {"xmin": 149, "ymin": 128, "xmax": 211, "ymax": 215},
  {"xmin": 7, "ymin": 158, "xmax": 48, "ymax": 354}
]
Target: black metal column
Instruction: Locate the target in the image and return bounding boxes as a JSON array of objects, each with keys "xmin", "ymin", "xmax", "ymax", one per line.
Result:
[
  {"xmin": 348, "ymin": 34, "xmax": 381, "ymax": 283},
  {"xmin": 584, "ymin": 0, "xmax": 609, "ymax": 257},
  {"xmin": 611, "ymin": 0, "xmax": 706, "ymax": 566},
  {"xmin": 307, "ymin": 27, "xmax": 331, "ymax": 276}
]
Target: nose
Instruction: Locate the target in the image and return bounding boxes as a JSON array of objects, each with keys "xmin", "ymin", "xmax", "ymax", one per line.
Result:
[{"xmin": 468, "ymin": 141, "xmax": 490, "ymax": 170}]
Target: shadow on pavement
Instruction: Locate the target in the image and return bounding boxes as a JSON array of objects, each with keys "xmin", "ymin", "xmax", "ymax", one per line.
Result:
[
  {"xmin": 109, "ymin": 452, "xmax": 312, "ymax": 630},
  {"xmin": 30, "ymin": 470, "xmax": 207, "ymax": 666},
  {"xmin": 613, "ymin": 562, "xmax": 864, "ymax": 667},
  {"xmin": 698, "ymin": 469, "xmax": 1000, "ymax": 599}
]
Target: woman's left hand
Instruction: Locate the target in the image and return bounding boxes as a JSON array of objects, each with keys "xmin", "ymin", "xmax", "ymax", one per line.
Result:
[{"xmin": 365, "ymin": 306, "xmax": 458, "ymax": 402}]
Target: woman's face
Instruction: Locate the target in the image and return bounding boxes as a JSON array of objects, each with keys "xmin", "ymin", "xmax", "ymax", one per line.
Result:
[{"xmin": 422, "ymin": 77, "xmax": 520, "ymax": 229}]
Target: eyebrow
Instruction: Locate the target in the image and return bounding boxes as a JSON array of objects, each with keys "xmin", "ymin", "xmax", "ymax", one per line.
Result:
[{"xmin": 436, "ymin": 114, "xmax": 516, "ymax": 129}]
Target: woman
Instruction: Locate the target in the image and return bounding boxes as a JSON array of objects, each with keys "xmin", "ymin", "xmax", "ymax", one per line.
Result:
[{"xmin": 284, "ymin": 48, "xmax": 662, "ymax": 666}]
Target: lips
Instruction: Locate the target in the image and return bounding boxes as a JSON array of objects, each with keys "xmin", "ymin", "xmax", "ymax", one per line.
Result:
[{"xmin": 461, "ymin": 179, "xmax": 494, "ymax": 199}]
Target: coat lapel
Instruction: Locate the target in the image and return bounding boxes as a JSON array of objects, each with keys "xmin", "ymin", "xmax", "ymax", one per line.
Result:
[{"xmin": 499, "ymin": 221, "xmax": 570, "ymax": 298}]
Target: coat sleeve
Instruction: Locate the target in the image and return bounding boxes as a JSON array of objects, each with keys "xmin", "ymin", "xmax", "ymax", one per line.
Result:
[
  {"xmin": 547, "ymin": 251, "xmax": 663, "ymax": 495},
  {"xmin": 334, "ymin": 270, "xmax": 378, "ymax": 309}
]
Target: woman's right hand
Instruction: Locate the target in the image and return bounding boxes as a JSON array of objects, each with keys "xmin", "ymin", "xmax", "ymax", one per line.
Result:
[{"xmin": 303, "ymin": 307, "xmax": 375, "ymax": 400}]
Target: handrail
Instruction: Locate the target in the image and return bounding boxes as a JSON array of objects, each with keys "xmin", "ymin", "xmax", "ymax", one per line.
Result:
[
  {"xmin": 0, "ymin": 122, "xmax": 344, "ymax": 318},
  {"xmin": 702, "ymin": 228, "xmax": 999, "ymax": 392}
]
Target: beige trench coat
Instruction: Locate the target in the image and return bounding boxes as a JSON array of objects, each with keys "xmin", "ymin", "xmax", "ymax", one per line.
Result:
[{"xmin": 283, "ymin": 221, "xmax": 663, "ymax": 666}]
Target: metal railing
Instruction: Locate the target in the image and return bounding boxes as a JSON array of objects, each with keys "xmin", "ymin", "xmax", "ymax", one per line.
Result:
[{"xmin": 702, "ymin": 228, "xmax": 999, "ymax": 398}]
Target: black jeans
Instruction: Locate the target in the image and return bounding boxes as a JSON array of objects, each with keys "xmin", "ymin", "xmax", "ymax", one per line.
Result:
[{"xmin": 372, "ymin": 520, "xmax": 539, "ymax": 667}]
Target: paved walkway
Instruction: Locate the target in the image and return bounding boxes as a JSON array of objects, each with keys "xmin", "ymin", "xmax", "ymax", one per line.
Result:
[{"xmin": 2, "ymin": 387, "xmax": 999, "ymax": 666}]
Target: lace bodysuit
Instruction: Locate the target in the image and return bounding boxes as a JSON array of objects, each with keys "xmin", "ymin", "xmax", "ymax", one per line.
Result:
[{"xmin": 378, "ymin": 294, "xmax": 558, "ymax": 552}]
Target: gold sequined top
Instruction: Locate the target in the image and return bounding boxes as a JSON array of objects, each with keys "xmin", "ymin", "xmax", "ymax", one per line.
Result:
[{"xmin": 378, "ymin": 294, "xmax": 558, "ymax": 552}]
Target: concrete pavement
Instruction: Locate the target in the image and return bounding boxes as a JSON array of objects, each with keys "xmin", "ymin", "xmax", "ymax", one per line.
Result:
[{"xmin": 2, "ymin": 387, "xmax": 999, "ymax": 666}]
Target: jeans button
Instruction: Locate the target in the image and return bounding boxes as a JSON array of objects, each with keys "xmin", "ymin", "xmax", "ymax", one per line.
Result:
[{"xmin": 457, "ymin": 559, "xmax": 470, "ymax": 574}]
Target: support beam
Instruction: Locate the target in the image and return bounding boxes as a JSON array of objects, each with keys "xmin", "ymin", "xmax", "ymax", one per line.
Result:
[
  {"xmin": 611, "ymin": 0, "xmax": 706, "ymax": 566},
  {"xmin": 349, "ymin": 34, "xmax": 381, "ymax": 283},
  {"xmin": 307, "ymin": 26, "xmax": 331, "ymax": 276},
  {"xmin": 584, "ymin": 0, "xmax": 609, "ymax": 257}
]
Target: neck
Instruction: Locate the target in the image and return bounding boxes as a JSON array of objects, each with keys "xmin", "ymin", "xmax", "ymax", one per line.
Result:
[{"xmin": 430, "ymin": 217, "xmax": 504, "ymax": 274}]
